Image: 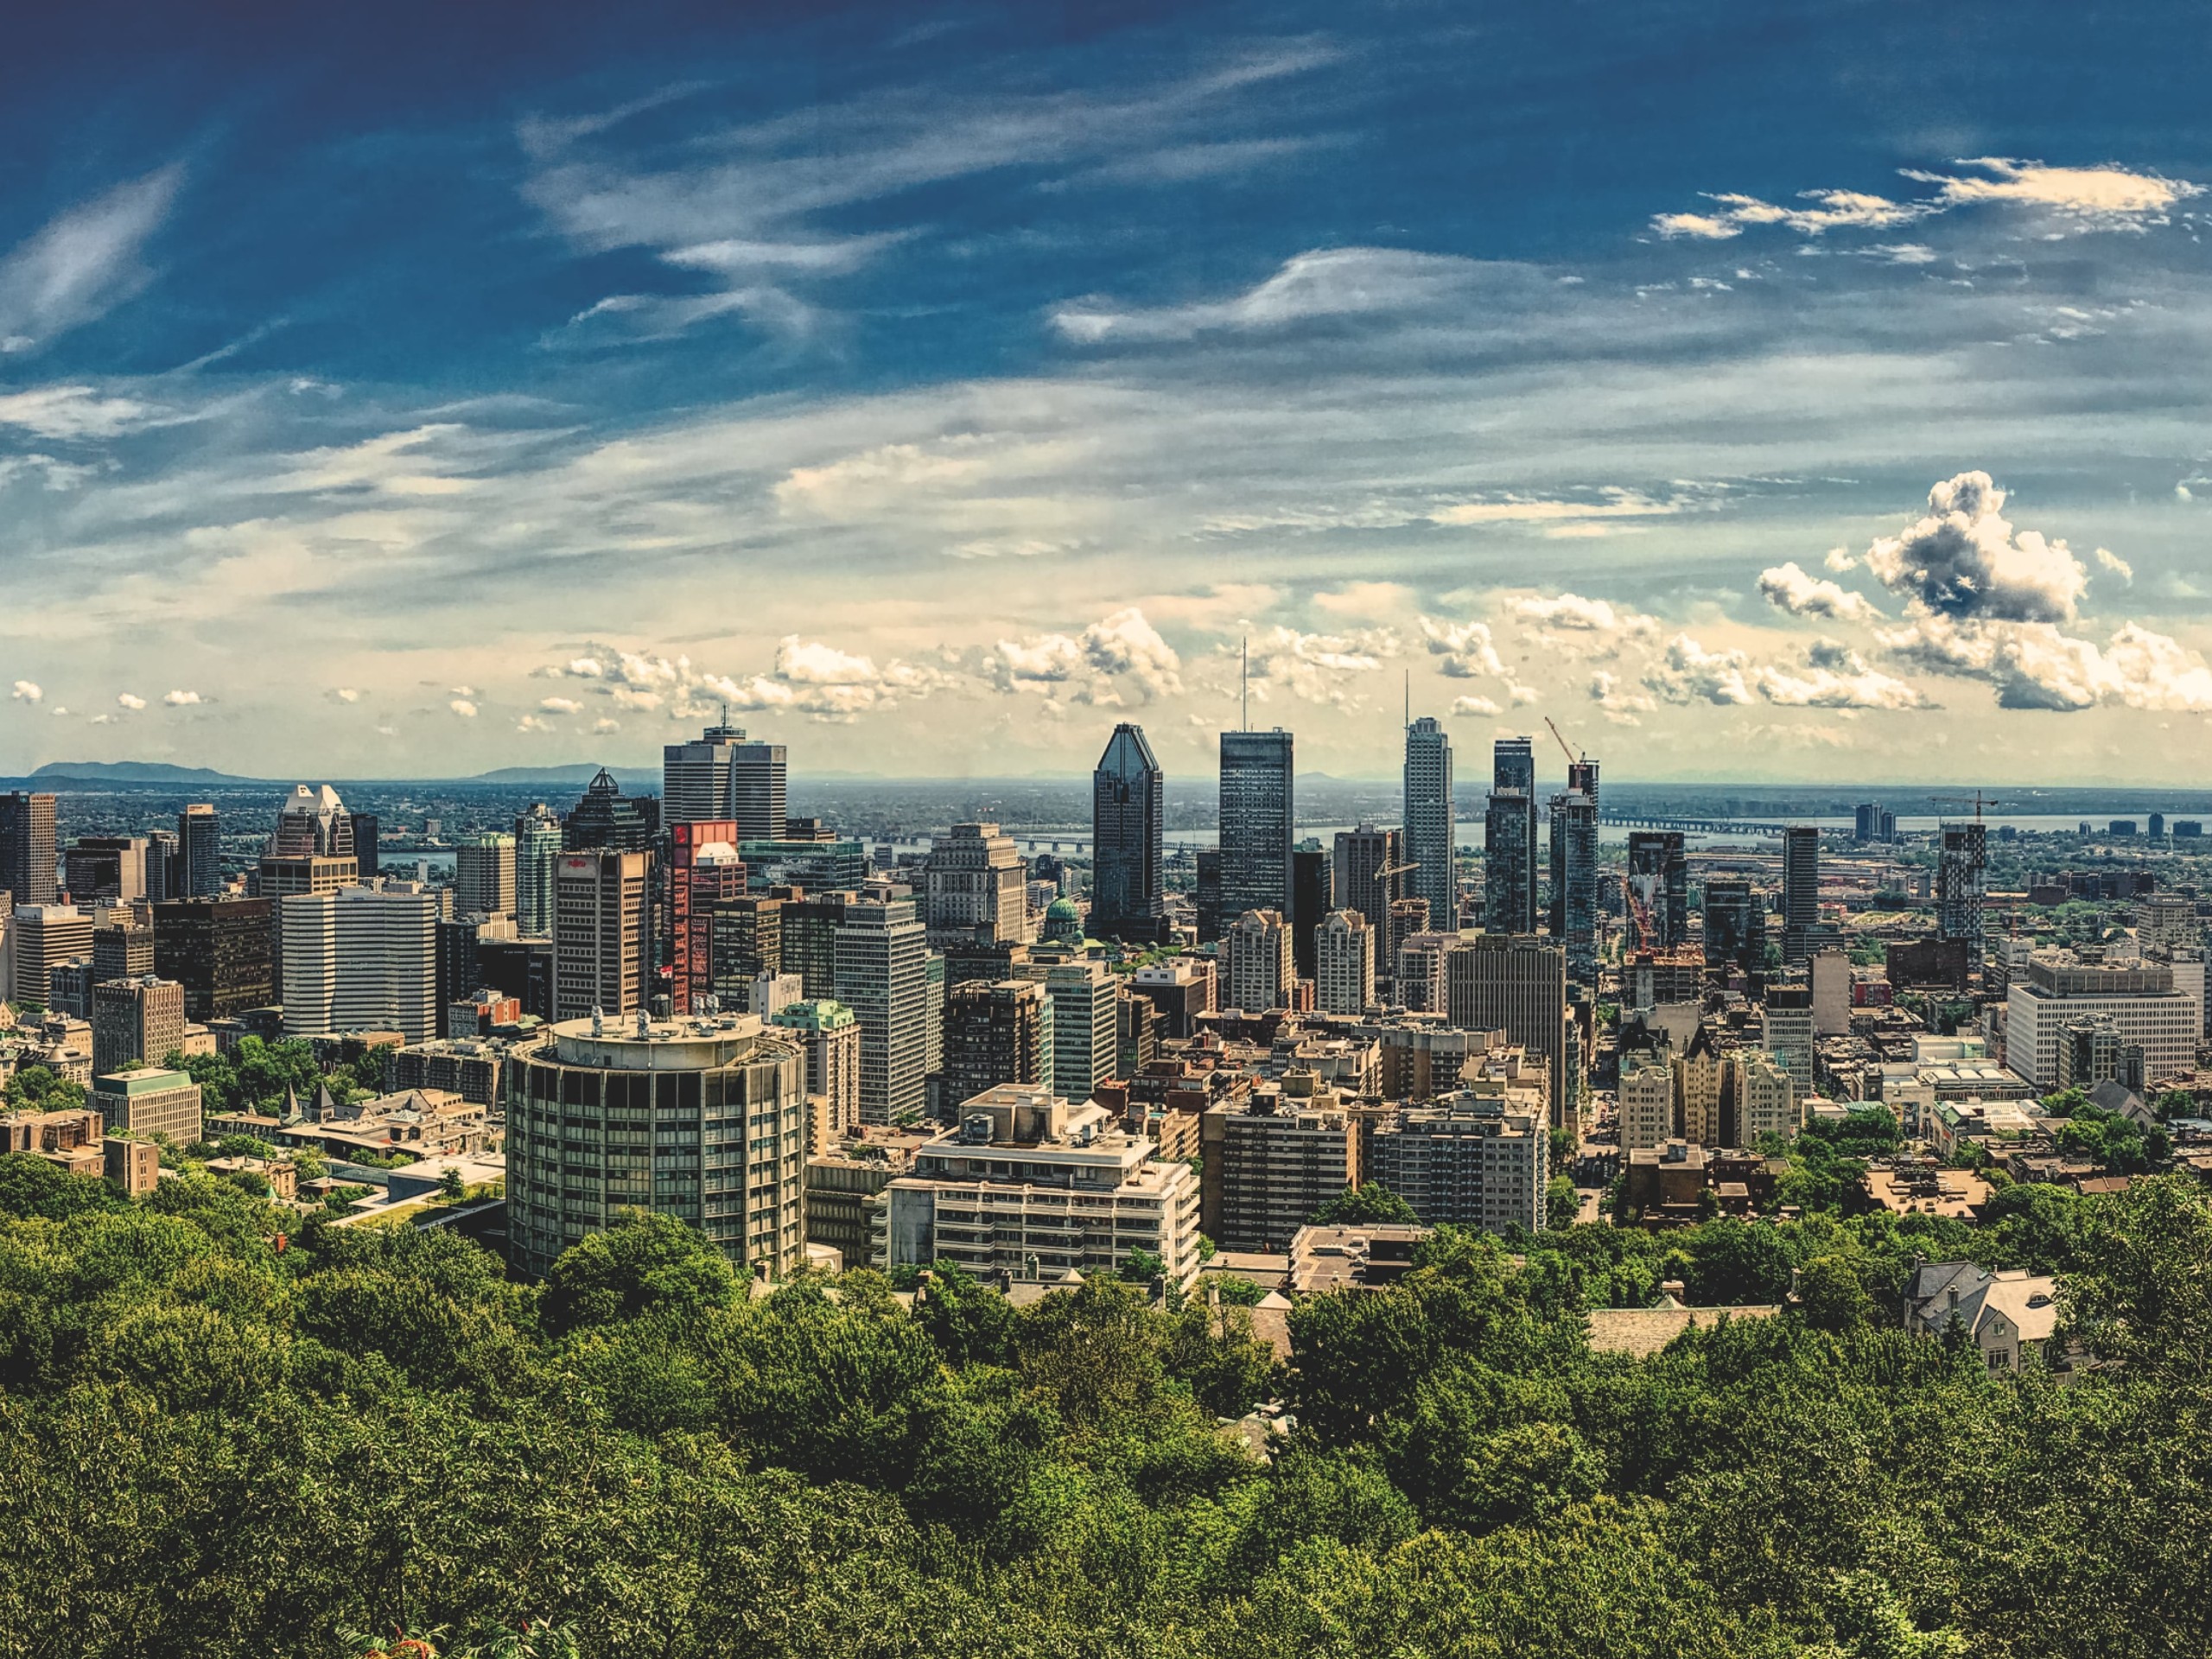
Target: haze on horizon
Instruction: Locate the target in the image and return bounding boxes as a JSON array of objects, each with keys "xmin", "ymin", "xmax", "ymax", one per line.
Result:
[{"xmin": 7, "ymin": 0, "xmax": 2212, "ymax": 787}]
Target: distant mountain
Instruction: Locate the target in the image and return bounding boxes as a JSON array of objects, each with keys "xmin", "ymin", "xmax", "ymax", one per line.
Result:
[
  {"xmin": 460, "ymin": 763, "xmax": 659, "ymax": 788},
  {"xmin": 24, "ymin": 760, "xmax": 271, "ymax": 787}
]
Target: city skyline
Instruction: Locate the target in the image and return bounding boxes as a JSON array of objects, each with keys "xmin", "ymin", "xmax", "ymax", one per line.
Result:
[{"xmin": 9, "ymin": 3, "xmax": 2212, "ymax": 784}]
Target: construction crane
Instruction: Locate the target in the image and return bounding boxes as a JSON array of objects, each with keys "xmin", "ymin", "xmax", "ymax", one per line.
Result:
[
  {"xmin": 1543, "ymin": 715, "xmax": 1579, "ymax": 770},
  {"xmin": 1931, "ymin": 791, "xmax": 2005, "ymax": 822},
  {"xmin": 1374, "ymin": 856, "xmax": 1420, "ymax": 893}
]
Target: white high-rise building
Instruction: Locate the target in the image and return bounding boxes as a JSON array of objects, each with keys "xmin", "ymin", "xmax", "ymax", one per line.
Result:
[
  {"xmin": 834, "ymin": 898, "xmax": 931, "ymax": 1124},
  {"xmin": 923, "ymin": 822, "xmax": 1030, "ymax": 945},
  {"xmin": 454, "ymin": 832, "xmax": 518, "ymax": 918},
  {"xmin": 1732, "ymin": 1050, "xmax": 1803, "ymax": 1144},
  {"xmin": 1220, "ymin": 908, "xmax": 1293, "ymax": 1013},
  {"xmin": 514, "ymin": 804, "xmax": 563, "ymax": 936},
  {"xmin": 1018, "ymin": 959, "xmax": 1118, "ymax": 1103},
  {"xmin": 1402, "ymin": 715, "xmax": 1455, "ymax": 934},
  {"xmin": 1315, "ymin": 909, "xmax": 1375, "ymax": 1015},
  {"xmin": 280, "ymin": 885, "xmax": 439, "ymax": 1041}
]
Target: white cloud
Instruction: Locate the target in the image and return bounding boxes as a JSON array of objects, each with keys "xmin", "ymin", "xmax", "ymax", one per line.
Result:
[
  {"xmin": 1653, "ymin": 188, "xmax": 1923, "ymax": 239},
  {"xmin": 449, "ymin": 698, "xmax": 479, "ymax": 718},
  {"xmin": 1879, "ymin": 613, "xmax": 2212, "ymax": 712},
  {"xmin": 1644, "ymin": 634, "xmax": 1755, "ymax": 705},
  {"xmin": 2095, "ymin": 546, "xmax": 2133, "ymax": 584},
  {"xmin": 987, "ymin": 607, "xmax": 1182, "ymax": 706},
  {"xmin": 10, "ymin": 680, "xmax": 39, "ymax": 703},
  {"xmin": 162, "ymin": 689, "xmax": 202, "ymax": 706},
  {"xmin": 1450, "ymin": 695, "xmax": 1503, "ymax": 717},
  {"xmin": 1233, "ymin": 625, "xmax": 1401, "ymax": 707},
  {"xmin": 593, "ymin": 717, "xmax": 620, "ymax": 734},
  {"xmin": 1907, "ymin": 158, "xmax": 2201, "ymax": 229},
  {"xmin": 332, "ymin": 687, "xmax": 363, "ymax": 703},
  {"xmin": 1645, "ymin": 632, "xmax": 1927, "ymax": 710},
  {"xmin": 1863, "ymin": 471, "xmax": 2087, "ymax": 623},
  {"xmin": 515, "ymin": 714, "xmax": 554, "ymax": 734},
  {"xmin": 115, "ymin": 691, "xmax": 147, "ymax": 710},
  {"xmin": 1589, "ymin": 671, "xmax": 1657, "ymax": 723},
  {"xmin": 449, "ymin": 683, "xmax": 477, "ymax": 696},
  {"xmin": 1420, "ymin": 618, "xmax": 1506, "ymax": 678},
  {"xmin": 1429, "ymin": 493, "xmax": 1680, "ymax": 529},
  {"xmin": 543, "ymin": 634, "xmax": 955, "ymax": 724},
  {"xmin": 1510, "ymin": 592, "xmax": 1662, "ymax": 636},
  {"xmin": 1757, "ymin": 561, "xmax": 1883, "ymax": 623},
  {"xmin": 1823, "ymin": 545, "xmax": 1859, "ymax": 572},
  {"xmin": 538, "ymin": 696, "xmax": 584, "ymax": 714},
  {"xmin": 1053, "ymin": 247, "xmax": 1488, "ymax": 343},
  {"xmin": 0, "ymin": 384, "xmax": 160, "ymax": 440},
  {"xmin": 0, "ymin": 166, "xmax": 183, "ymax": 350}
]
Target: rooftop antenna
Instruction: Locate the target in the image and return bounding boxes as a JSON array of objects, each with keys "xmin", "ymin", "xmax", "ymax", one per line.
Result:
[
  {"xmin": 1404, "ymin": 670, "xmax": 1411, "ymax": 729},
  {"xmin": 1241, "ymin": 636, "xmax": 1249, "ymax": 732}
]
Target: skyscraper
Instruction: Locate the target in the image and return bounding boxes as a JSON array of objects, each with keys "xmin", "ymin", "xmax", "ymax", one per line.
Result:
[
  {"xmin": 1493, "ymin": 736, "xmax": 1535, "ymax": 795},
  {"xmin": 1484, "ymin": 803, "xmax": 1536, "ymax": 935},
  {"xmin": 1333, "ymin": 824, "xmax": 1403, "ymax": 941},
  {"xmin": 454, "ymin": 832, "xmax": 518, "ymax": 918},
  {"xmin": 1315, "ymin": 909, "xmax": 1375, "ymax": 1015},
  {"xmin": 563, "ymin": 768, "xmax": 658, "ymax": 852},
  {"xmin": 514, "ymin": 804, "xmax": 563, "ymax": 935},
  {"xmin": 1090, "ymin": 723, "xmax": 1166, "ymax": 943},
  {"xmin": 1625, "ymin": 831, "xmax": 1688, "ymax": 950},
  {"xmin": 1444, "ymin": 933, "xmax": 1573, "ymax": 1129},
  {"xmin": 1219, "ymin": 729, "xmax": 1294, "ymax": 921},
  {"xmin": 153, "ymin": 896, "xmax": 274, "ymax": 1020},
  {"xmin": 349, "ymin": 812, "xmax": 381, "ymax": 880},
  {"xmin": 1290, "ymin": 843, "xmax": 1332, "ymax": 982},
  {"xmin": 1938, "ymin": 822, "xmax": 1987, "ymax": 950},
  {"xmin": 1403, "ymin": 715, "xmax": 1455, "ymax": 931},
  {"xmin": 834, "ymin": 897, "xmax": 931, "ymax": 1124},
  {"xmin": 1548, "ymin": 790, "xmax": 1598, "ymax": 983},
  {"xmin": 1193, "ymin": 849, "xmax": 1224, "ymax": 945},
  {"xmin": 269, "ymin": 785, "xmax": 355, "ymax": 859},
  {"xmin": 941, "ymin": 978, "xmax": 1052, "ymax": 1109},
  {"xmin": 668, "ymin": 821, "xmax": 744, "ymax": 1014},
  {"xmin": 92, "ymin": 976, "xmax": 186, "ymax": 1078},
  {"xmin": 553, "ymin": 849, "xmax": 652, "ymax": 1018},
  {"xmin": 178, "ymin": 804, "xmax": 222, "ymax": 898},
  {"xmin": 1782, "ymin": 825, "xmax": 1820, "ymax": 965},
  {"xmin": 0, "ymin": 792, "xmax": 59, "ymax": 906},
  {"xmin": 662, "ymin": 723, "xmax": 789, "ymax": 842},
  {"xmin": 1701, "ymin": 878, "xmax": 1764, "ymax": 970},
  {"xmin": 1220, "ymin": 908, "xmax": 1293, "ymax": 1013},
  {"xmin": 922, "ymin": 823, "xmax": 1029, "ymax": 946},
  {"xmin": 280, "ymin": 885, "xmax": 441, "ymax": 1041}
]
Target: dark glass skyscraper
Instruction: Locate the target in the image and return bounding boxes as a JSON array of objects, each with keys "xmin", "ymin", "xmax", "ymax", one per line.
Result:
[
  {"xmin": 1938, "ymin": 822, "xmax": 1986, "ymax": 950},
  {"xmin": 563, "ymin": 767, "xmax": 658, "ymax": 852},
  {"xmin": 178, "ymin": 804, "xmax": 223, "ymax": 897},
  {"xmin": 0, "ymin": 791, "xmax": 58, "ymax": 906},
  {"xmin": 1218, "ymin": 728, "xmax": 1294, "ymax": 922},
  {"xmin": 1290, "ymin": 843, "xmax": 1332, "ymax": 981},
  {"xmin": 1402, "ymin": 715, "xmax": 1455, "ymax": 931},
  {"xmin": 1782, "ymin": 824, "xmax": 1820, "ymax": 964},
  {"xmin": 1548, "ymin": 790, "xmax": 1598, "ymax": 982},
  {"xmin": 1483, "ymin": 738, "xmax": 1536, "ymax": 935},
  {"xmin": 1090, "ymin": 722, "xmax": 1166, "ymax": 942},
  {"xmin": 1702, "ymin": 877, "xmax": 1765, "ymax": 970},
  {"xmin": 349, "ymin": 812, "xmax": 381, "ymax": 880}
]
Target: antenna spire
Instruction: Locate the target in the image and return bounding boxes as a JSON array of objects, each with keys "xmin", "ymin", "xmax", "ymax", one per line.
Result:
[
  {"xmin": 1242, "ymin": 636, "xmax": 1249, "ymax": 731},
  {"xmin": 1404, "ymin": 670, "xmax": 1410, "ymax": 728}
]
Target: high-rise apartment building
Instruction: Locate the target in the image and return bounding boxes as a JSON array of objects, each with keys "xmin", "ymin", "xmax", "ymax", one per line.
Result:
[
  {"xmin": 1782, "ymin": 825, "xmax": 1820, "ymax": 965},
  {"xmin": 1220, "ymin": 908, "xmax": 1293, "ymax": 1013},
  {"xmin": 92, "ymin": 975, "xmax": 186, "ymax": 1077},
  {"xmin": 92, "ymin": 918, "xmax": 155, "ymax": 984},
  {"xmin": 667, "ymin": 821, "xmax": 744, "ymax": 1014},
  {"xmin": 513, "ymin": 804, "xmax": 563, "ymax": 935},
  {"xmin": 563, "ymin": 768, "xmax": 658, "ymax": 852},
  {"xmin": 1369, "ymin": 1075, "xmax": 1549, "ymax": 1235},
  {"xmin": 1484, "ymin": 740, "xmax": 1538, "ymax": 936},
  {"xmin": 1332, "ymin": 824, "xmax": 1403, "ymax": 941},
  {"xmin": 940, "ymin": 978, "xmax": 1051, "ymax": 1109},
  {"xmin": 1202, "ymin": 1073, "xmax": 1357, "ymax": 1251},
  {"xmin": 1315, "ymin": 909, "xmax": 1376, "ymax": 1015},
  {"xmin": 1732, "ymin": 1051, "xmax": 1802, "ymax": 1144},
  {"xmin": 178, "ymin": 804, "xmax": 222, "ymax": 898},
  {"xmin": 923, "ymin": 823, "xmax": 1028, "ymax": 947},
  {"xmin": 1090, "ymin": 723, "xmax": 1166, "ymax": 943},
  {"xmin": 505, "ymin": 1012, "xmax": 809, "ymax": 1279},
  {"xmin": 662, "ymin": 723, "xmax": 788, "ymax": 842},
  {"xmin": 1403, "ymin": 715, "xmax": 1456, "ymax": 931},
  {"xmin": 0, "ymin": 792, "xmax": 59, "ymax": 905},
  {"xmin": 834, "ymin": 898, "xmax": 931, "ymax": 1125},
  {"xmin": 553, "ymin": 849, "xmax": 652, "ymax": 1019},
  {"xmin": 454, "ymin": 832, "xmax": 518, "ymax": 918},
  {"xmin": 771, "ymin": 1000, "xmax": 863, "ymax": 1141},
  {"xmin": 280, "ymin": 885, "xmax": 441, "ymax": 1041},
  {"xmin": 1938, "ymin": 822, "xmax": 1987, "ymax": 950},
  {"xmin": 1618, "ymin": 1046, "xmax": 1675, "ymax": 1151},
  {"xmin": 1548, "ymin": 791, "xmax": 1598, "ymax": 982},
  {"xmin": 1761, "ymin": 985, "xmax": 1815, "ymax": 1083},
  {"xmin": 152, "ymin": 897, "xmax": 273, "ymax": 1020},
  {"xmin": 1219, "ymin": 729, "xmax": 1294, "ymax": 921}
]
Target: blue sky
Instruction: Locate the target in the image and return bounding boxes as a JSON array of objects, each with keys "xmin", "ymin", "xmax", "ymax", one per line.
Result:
[{"xmin": 7, "ymin": 0, "xmax": 2212, "ymax": 780}]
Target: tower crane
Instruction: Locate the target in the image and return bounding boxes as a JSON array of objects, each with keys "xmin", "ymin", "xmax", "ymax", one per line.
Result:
[
  {"xmin": 1930, "ymin": 791, "xmax": 2005, "ymax": 822},
  {"xmin": 1543, "ymin": 715, "xmax": 1579, "ymax": 769}
]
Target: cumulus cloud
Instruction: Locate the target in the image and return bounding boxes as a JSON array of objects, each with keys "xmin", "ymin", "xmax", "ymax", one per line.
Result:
[
  {"xmin": 162, "ymin": 689, "xmax": 202, "ymax": 706},
  {"xmin": 538, "ymin": 696, "xmax": 584, "ymax": 715},
  {"xmin": 1420, "ymin": 617, "xmax": 1540, "ymax": 702},
  {"xmin": 10, "ymin": 681, "xmax": 39, "ymax": 703},
  {"xmin": 988, "ymin": 607, "xmax": 1182, "ymax": 707},
  {"xmin": 2095, "ymin": 546, "xmax": 2133, "ymax": 584},
  {"xmin": 516, "ymin": 714, "xmax": 554, "ymax": 734},
  {"xmin": 1590, "ymin": 671, "xmax": 1658, "ymax": 723},
  {"xmin": 1644, "ymin": 634, "xmax": 1926, "ymax": 710},
  {"xmin": 1510, "ymin": 592, "xmax": 1662, "ymax": 636},
  {"xmin": 331, "ymin": 687, "xmax": 363, "ymax": 703},
  {"xmin": 541, "ymin": 636, "xmax": 956, "ymax": 724},
  {"xmin": 1863, "ymin": 472, "xmax": 2087, "ymax": 623},
  {"xmin": 1823, "ymin": 546, "xmax": 1859, "ymax": 573},
  {"xmin": 114, "ymin": 692, "xmax": 146, "ymax": 711},
  {"xmin": 449, "ymin": 699, "xmax": 478, "ymax": 718},
  {"xmin": 1879, "ymin": 613, "xmax": 2212, "ymax": 712},
  {"xmin": 593, "ymin": 717, "xmax": 620, "ymax": 734},
  {"xmin": 1233, "ymin": 625, "xmax": 1401, "ymax": 707},
  {"xmin": 1757, "ymin": 561, "xmax": 1883, "ymax": 623},
  {"xmin": 1450, "ymin": 695, "xmax": 1503, "ymax": 717}
]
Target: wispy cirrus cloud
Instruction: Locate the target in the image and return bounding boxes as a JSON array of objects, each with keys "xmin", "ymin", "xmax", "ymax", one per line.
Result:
[{"xmin": 0, "ymin": 165, "xmax": 182, "ymax": 353}]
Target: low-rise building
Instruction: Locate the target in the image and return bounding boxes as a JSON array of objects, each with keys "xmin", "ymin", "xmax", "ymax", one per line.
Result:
[
  {"xmin": 879, "ymin": 1084, "xmax": 1201, "ymax": 1286},
  {"xmin": 1903, "ymin": 1261, "xmax": 2059, "ymax": 1371},
  {"xmin": 89, "ymin": 1067, "xmax": 203, "ymax": 1143},
  {"xmin": 1286, "ymin": 1223, "xmax": 1429, "ymax": 1294},
  {"xmin": 383, "ymin": 1037, "xmax": 507, "ymax": 1108}
]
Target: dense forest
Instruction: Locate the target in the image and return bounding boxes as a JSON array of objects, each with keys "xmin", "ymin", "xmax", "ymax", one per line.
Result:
[{"xmin": 0, "ymin": 1147, "xmax": 2205, "ymax": 1659}]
